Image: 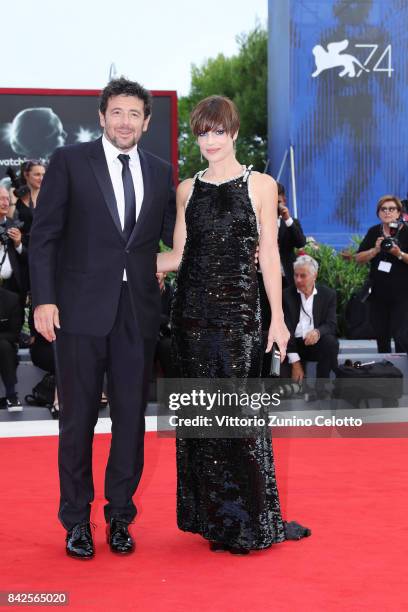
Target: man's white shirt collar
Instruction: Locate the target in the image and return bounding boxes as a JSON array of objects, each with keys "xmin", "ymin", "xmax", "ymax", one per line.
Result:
[
  {"xmin": 297, "ymin": 285, "xmax": 318, "ymax": 298},
  {"xmin": 102, "ymin": 134, "xmax": 139, "ymax": 163}
]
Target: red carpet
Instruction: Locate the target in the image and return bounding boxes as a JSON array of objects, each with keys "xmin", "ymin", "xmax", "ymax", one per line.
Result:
[{"xmin": 0, "ymin": 433, "xmax": 407, "ymax": 611}]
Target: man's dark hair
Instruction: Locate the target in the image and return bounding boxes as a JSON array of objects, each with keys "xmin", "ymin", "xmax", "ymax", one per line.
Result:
[
  {"xmin": 277, "ymin": 182, "xmax": 285, "ymax": 196},
  {"xmin": 99, "ymin": 77, "xmax": 152, "ymax": 118}
]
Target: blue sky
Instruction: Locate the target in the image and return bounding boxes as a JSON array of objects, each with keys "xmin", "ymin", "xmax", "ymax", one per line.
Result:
[{"xmin": 3, "ymin": 0, "xmax": 267, "ymax": 96}]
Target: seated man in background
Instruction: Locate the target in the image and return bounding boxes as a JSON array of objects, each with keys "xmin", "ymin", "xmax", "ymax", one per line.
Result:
[
  {"xmin": 0, "ymin": 286, "xmax": 23, "ymax": 410},
  {"xmin": 282, "ymin": 254, "xmax": 339, "ymax": 398}
]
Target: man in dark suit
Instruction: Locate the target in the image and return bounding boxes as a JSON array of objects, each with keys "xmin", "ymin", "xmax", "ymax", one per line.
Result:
[
  {"xmin": 0, "ymin": 286, "xmax": 23, "ymax": 410},
  {"xmin": 30, "ymin": 78, "xmax": 176, "ymax": 559},
  {"xmin": 0, "ymin": 186, "xmax": 28, "ymax": 307},
  {"xmin": 259, "ymin": 183, "xmax": 306, "ymax": 374},
  {"xmin": 277, "ymin": 183, "xmax": 306, "ymax": 286},
  {"xmin": 282, "ymin": 254, "xmax": 338, "ymax": 396}
]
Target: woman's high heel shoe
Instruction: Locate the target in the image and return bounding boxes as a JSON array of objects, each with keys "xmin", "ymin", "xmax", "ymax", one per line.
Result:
[
  {"xmin": 209, "ymin": 541, "xmax": 229, "ymax": 552},
  {"xmin": 209, "ymin": 541, "xmax": 250, "ymax": 555},
  {"xmin": 227, "ymin": 546, "xmax": 250, "ymax": 555}
]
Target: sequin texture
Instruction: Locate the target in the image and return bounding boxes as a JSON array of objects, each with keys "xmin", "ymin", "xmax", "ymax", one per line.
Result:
[{"xmin": 171, "ymin": 170, "xmax": 286, "ymax": 549}]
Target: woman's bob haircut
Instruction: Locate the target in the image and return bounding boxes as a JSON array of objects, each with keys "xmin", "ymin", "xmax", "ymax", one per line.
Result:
[{"xmin": 190, "ymin": 95, "xmax": 240, "ymax": 138}]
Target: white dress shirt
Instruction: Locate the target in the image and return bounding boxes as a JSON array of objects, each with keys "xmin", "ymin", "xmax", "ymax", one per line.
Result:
[
  {"xmin": 0, "ymin": 221, "xmax": 23, "ymax": 280},
  {"xmin": 287, "ymin": 286, "xmax": 318, "ymax": 364},
  {"xmin": 102, "ymin": 135, "xmax": 144, "ymax": 281}
]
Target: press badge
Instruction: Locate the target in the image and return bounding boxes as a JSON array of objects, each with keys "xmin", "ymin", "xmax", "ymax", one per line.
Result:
[{"xmin": 378, "ymin": 261, "xmax": 392, "ymax": 273}]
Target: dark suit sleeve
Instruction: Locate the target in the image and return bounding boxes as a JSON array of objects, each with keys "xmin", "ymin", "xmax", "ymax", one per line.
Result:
[
  {"xmin": 285, "ymin": 219, "xmax": 306, "ymax": 249},
  {"xmin": 16, "ymin": 244, "xmax": 27, "ymax": 262},
  {"xmin": 160, "ymin": 166, "xmax": 176, "ymax": 248},
  {"xmin": 29, "ymin": 148, "xmax": 69, "ymax": 307},
  {"xmin": 0, "ymin": 296, "xmax": 21, "ymax": 343},
  {"xmin": 282, "ymin": 289, "xmax": 298, "ymax": 353},
  {"xmin": 317, "ymin": 289, "xmax": 337, "ymax": 338}
]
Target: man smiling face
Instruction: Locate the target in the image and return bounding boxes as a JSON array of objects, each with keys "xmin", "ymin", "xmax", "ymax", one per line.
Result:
[{"xmin": 99, "ymin": 94, "xmax": 151, "ymax": 152}]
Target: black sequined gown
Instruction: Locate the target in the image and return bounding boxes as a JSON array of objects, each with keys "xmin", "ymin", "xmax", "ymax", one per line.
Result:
[{"xmin": 171, "ymin": 168, "xmax": 286, "ymax": 550}]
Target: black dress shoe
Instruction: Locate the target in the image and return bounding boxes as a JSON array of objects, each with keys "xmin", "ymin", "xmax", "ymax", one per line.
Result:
[
  {"xmin": 106, "ymin": 518, "xmax": 135, "ymax": 554},
  {"xmin": 66, "ymin": 523, "xmax": 94, "ymax": 559}
]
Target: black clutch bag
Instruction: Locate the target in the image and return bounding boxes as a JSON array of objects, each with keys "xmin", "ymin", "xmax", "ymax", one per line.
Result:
[{"xmin": 269, "ymin": 342, "xmax": 281, "ymax": 377}]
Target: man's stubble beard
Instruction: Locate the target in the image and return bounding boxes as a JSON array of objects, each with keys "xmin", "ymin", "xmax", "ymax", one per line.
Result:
[{"xmin": 104, "ymin": 130, "xmax": 138, "ymax": 152}]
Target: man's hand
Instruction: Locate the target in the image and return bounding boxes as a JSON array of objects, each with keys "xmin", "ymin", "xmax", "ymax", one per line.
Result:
[
  {"xmin": 291, "ymin": 360, "xmax": 304, "ymax": 382},
  {"xmin": 304, "ymin": 329, "xmax": 320, "ymax": 346},
  {"xmin": 278, "ymin": 205, "xmax": 291, "ymax": 221},
  {"xmin": 34, "ymin": 304, "xmax": 60, "ymax": 342},
  {"xmin": 7, "ymin": 227, "xmax": 22, "ymax": 248},
  {"xmin": 156, "ymin": 272, "xmax": 167, "ymax": 293}
]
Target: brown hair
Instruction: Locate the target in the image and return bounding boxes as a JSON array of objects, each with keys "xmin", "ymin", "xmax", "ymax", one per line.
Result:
[
  {"xmin": 99, "ymin": 77, "xmax": 152, "ymax": 118},
  {"xmin": 190, "ymin": 95, "xmax": 240, "ymax": 137},
  {"xmin": 376, "ymin": 194, "xmax": 402, "ymax": 217}
]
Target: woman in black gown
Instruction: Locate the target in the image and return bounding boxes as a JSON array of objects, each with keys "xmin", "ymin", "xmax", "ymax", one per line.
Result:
[{"xmin": 157, "ymin": 96, "xmax": 310, "ymax": 553}]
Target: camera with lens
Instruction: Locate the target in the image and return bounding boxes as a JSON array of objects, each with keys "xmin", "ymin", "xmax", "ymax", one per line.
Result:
[
  {"xmin": 381, "ymin": 221, "xmax": 401, "ymax": 252},
  {"xmin": 0, "ymin": 219, "xmax": 24, "ymax": 246},
  {"xmin": 5, "ymin": 167, "xmax": 30, "ymax": 199},
  {"xmin": 275, "ymin": 381, "xmax": 303, "ymax": 398}
]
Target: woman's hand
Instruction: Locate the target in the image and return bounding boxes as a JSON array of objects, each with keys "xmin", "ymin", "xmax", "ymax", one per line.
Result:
[
  {"xmin": 266, "ymin": 318, "xmax": 290, "ymax": 360},
  {"xmin": 374, "ymin": 236, "xmax": 384, "ymax": 252},
  {"xmin": 389, "ymin": 244, "xmax": 402, "ymax": 259}
]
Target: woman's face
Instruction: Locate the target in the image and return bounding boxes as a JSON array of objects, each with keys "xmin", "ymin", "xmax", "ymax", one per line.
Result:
[
  {"xmin": 197, "ymin": 127, "xmax": 236, "ymax": 163},
  {"xmin": 378, "ymin": 200, "xmax": 400, "ymax": 225},
  {"xmin": 25, "ymin": 164, "xmax": 45, "ymax": 191}
]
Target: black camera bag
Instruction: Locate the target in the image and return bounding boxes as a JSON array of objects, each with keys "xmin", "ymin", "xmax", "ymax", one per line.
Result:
[
  {"xmin": 25, "ymin": 373, "xmax": 56, "ymax": 408},
  {"xmin": 333, "ymin": 360, "xmax": 403, "ymax": 408}
]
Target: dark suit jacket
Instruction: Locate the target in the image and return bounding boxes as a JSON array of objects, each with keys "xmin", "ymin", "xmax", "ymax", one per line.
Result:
[
  {"xmin": 29, "ymin": 138, "xmax": 176, "ymax": 338},
  {"xmin": 278, "ymin": 218, "xmax": 306, "ymax": 284},
  {"xmin": 283, "ymin": 284, "xmax": 337, "ymax": 353},
  {"xmin": 0, "ymin": 286, "xmax": 21, "ymax": 343}
]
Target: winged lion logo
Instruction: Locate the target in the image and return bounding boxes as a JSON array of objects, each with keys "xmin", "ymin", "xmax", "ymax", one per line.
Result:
[{"xmin": 312, "ymin": 40, "xmax": 369, "ymax": 78}]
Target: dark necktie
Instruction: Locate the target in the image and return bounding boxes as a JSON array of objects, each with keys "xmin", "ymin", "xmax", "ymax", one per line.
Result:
[{"xmin": 117, "ymin": 154, "xmax": 136, "ymax": 242}]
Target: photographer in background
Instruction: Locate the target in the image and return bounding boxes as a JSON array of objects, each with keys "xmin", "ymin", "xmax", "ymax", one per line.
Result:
[
  {"xmin": 0, "ymin": 286, "xmax": 23, "ymax": 411},
  {"xmin": 260, "ymin": 182, "xmax": 306, "ymax": 375},
  {"xmin": 276, "ymin": 182, "xmax": 307, "ymax": 287},
  {"xmin": 7, "ymin": 161, "xmax": 46, "ymax": 245},
  {"xmin": 355, "ymin": 195, "xmax": 408, "ymax": 354},
  {"xmin": 0, "ymin": 186, "xmax": 27, "ymax": 311}
]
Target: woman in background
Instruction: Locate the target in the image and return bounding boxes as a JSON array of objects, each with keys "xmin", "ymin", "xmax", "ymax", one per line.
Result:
[
  {"xmin": 356, "ymin": 195, "xmax": 408, "ymax": 354},
  {"xmin": 14, "ymin": 160, "xmax": 46, "ymax": 244}
]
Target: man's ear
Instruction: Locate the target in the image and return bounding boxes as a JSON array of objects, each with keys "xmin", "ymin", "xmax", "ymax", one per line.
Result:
[
  {"xmin": 99, "ymin": 111, "xmax": 105, "ymax": 129},
  {"xmin": 142, "ymin": 114, "xmax": 151, "ymax": 133}
]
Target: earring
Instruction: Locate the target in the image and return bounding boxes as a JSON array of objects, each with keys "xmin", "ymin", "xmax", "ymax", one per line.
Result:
[
  {"xmin": 200, "ymin": 152, "xmax": 203, "ymax": 163},
  {"xmin": 233, "ymin": 139, "xmax": 237, "ymax": 151}
]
